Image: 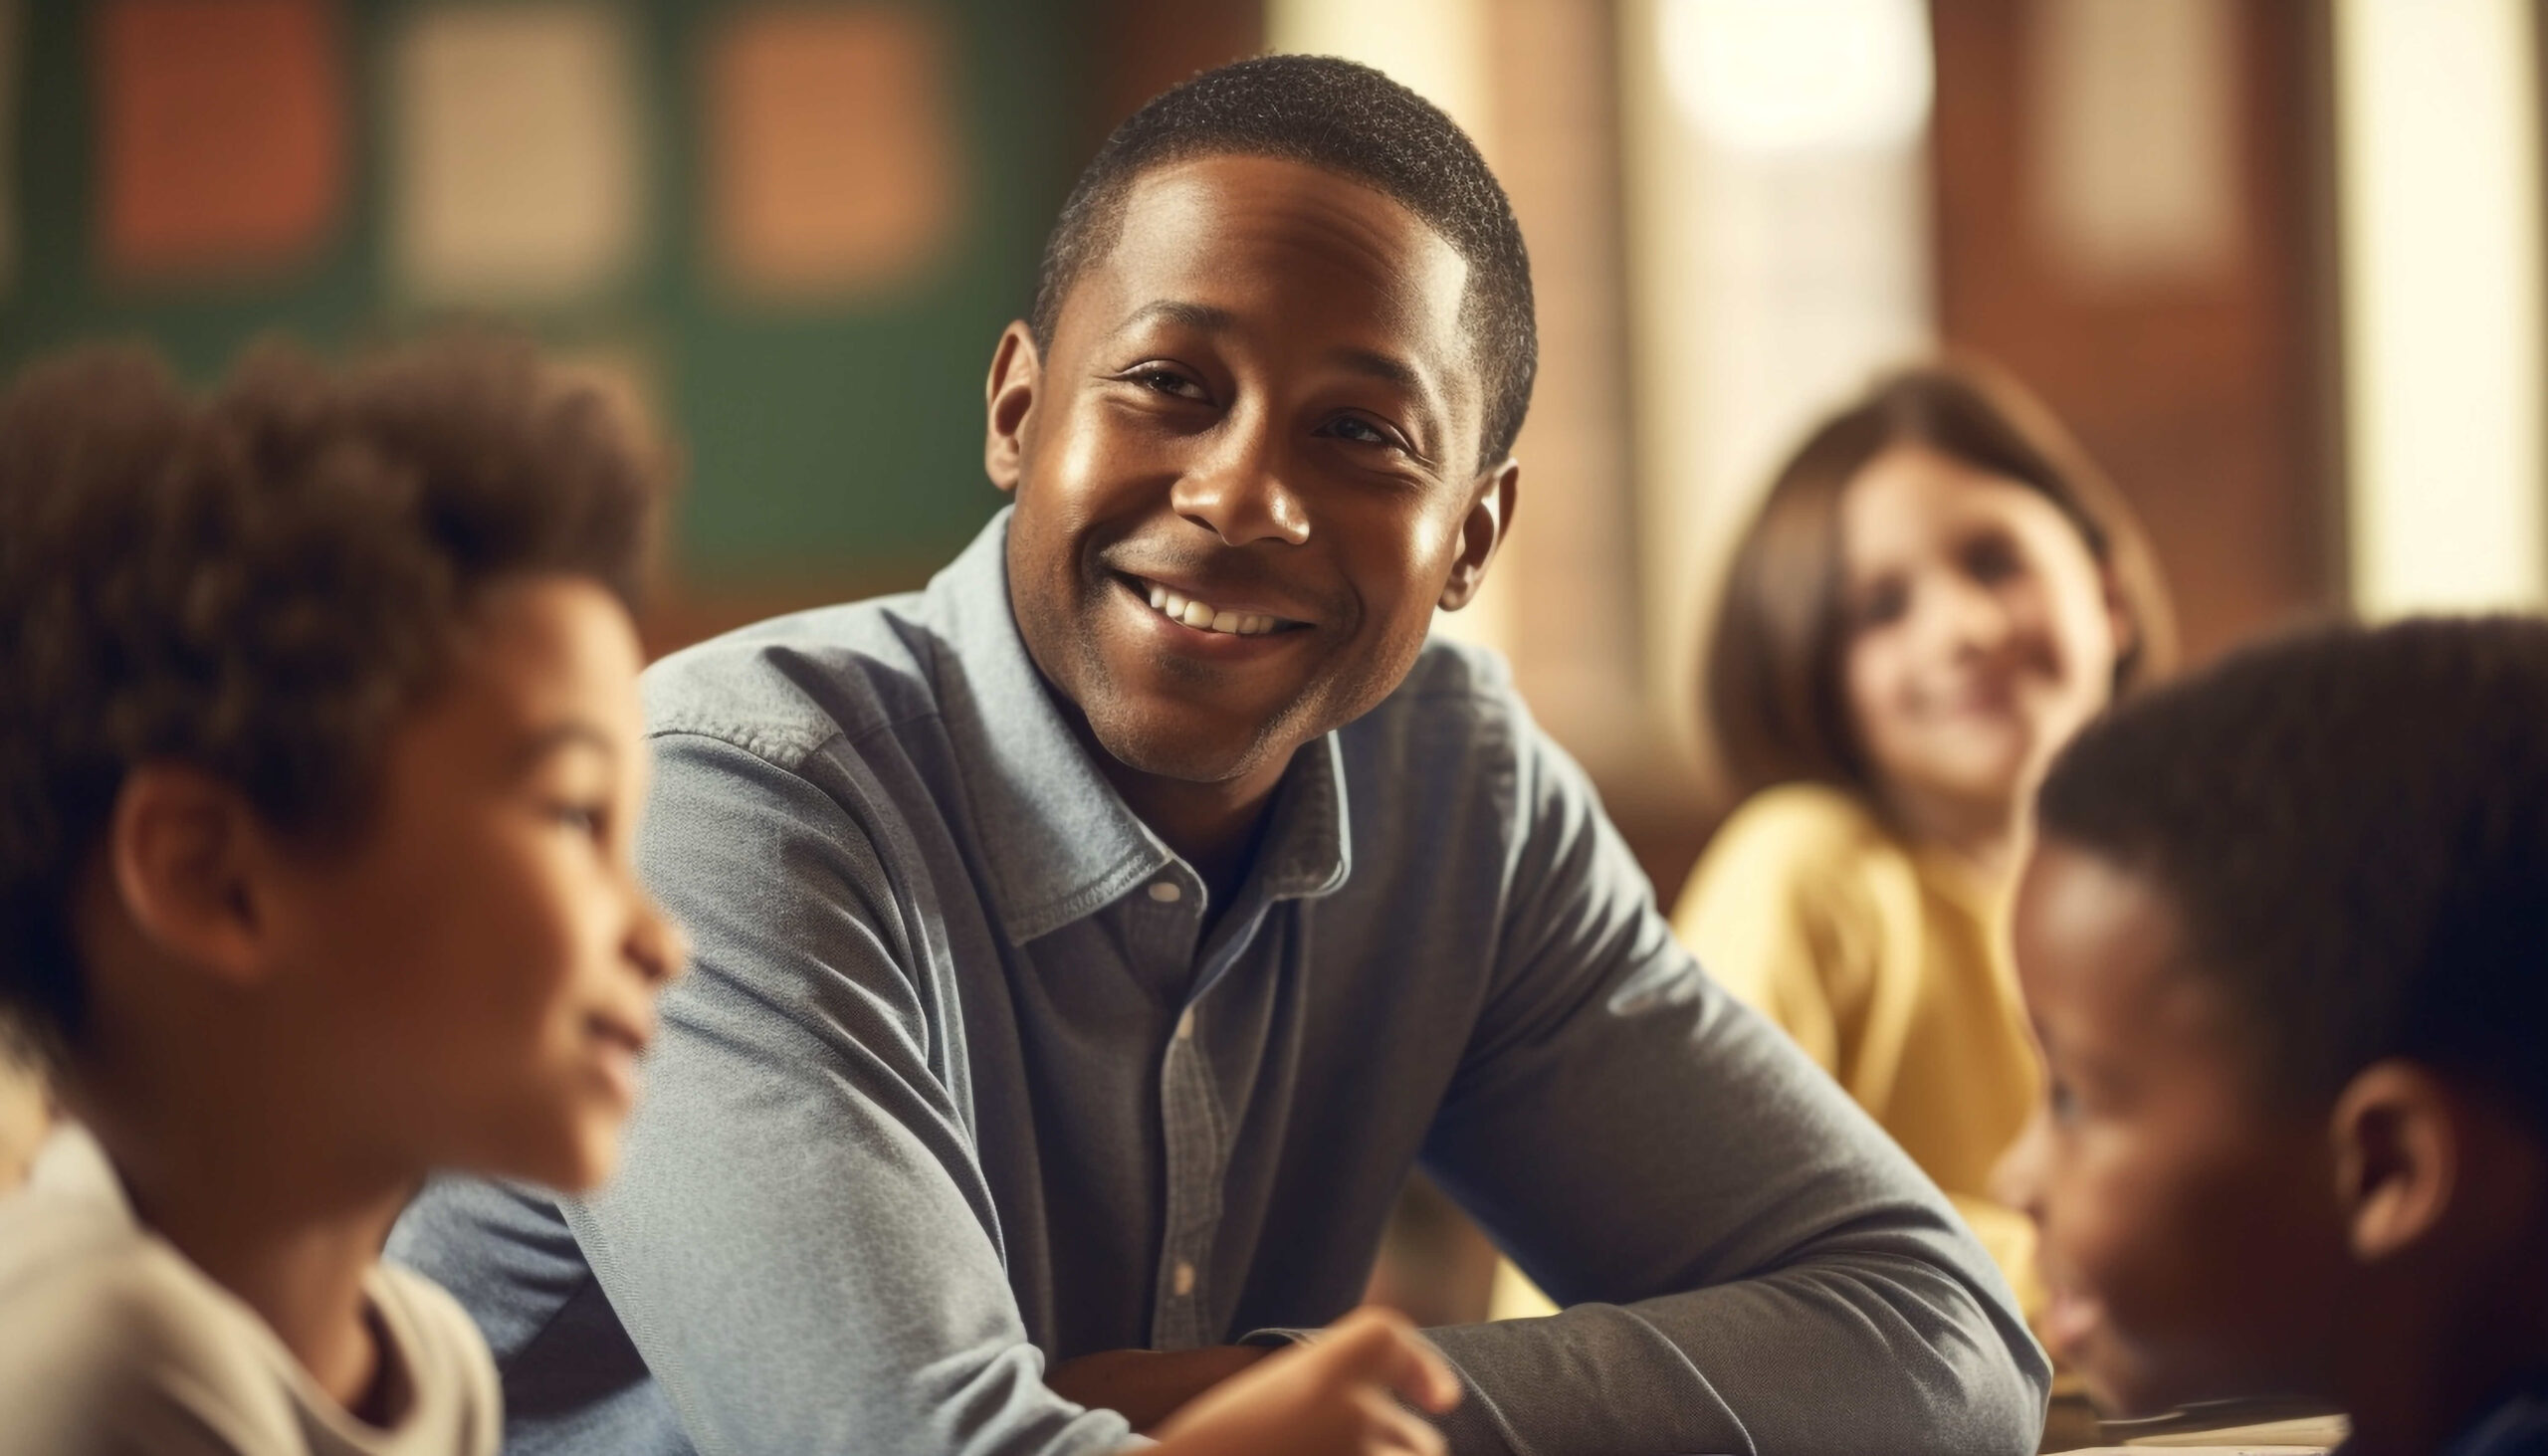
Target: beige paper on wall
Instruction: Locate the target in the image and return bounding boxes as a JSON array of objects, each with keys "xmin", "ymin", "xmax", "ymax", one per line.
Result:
[
  {"xmin": 391, "ymin": 2, "xmax": 644, "ymax": 303},
  {"xmin": 2027, "ymin": 0, "xmax": 2241, "ymax": 288}
]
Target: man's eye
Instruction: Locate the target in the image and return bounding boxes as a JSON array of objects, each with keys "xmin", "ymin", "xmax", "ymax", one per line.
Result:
[
  {"xmin": 1320, "ymin": 414, "xmax": 1397, "ymax": 449},
  {"xmin": 1132, "ymin": 368, "xmax": 1203, "ymax": 399}
]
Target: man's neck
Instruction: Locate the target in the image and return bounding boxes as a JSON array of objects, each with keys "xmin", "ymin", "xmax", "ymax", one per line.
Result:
[
  {"xmin": 1094, "ymin": 749, "xmax": 1293, "ymax": 921},
  {"xmin": 72, "ymin": 1050, "xmax": 413, "ymax": 1422}
]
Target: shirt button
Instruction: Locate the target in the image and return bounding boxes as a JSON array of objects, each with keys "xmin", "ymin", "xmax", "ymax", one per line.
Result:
[
  {"xmin": 1175, "ymin": 1007, "xmax": 1195, "ymax": 1041},
  {"xmin": 1148, "ymin": 881, "xmax": 1181, "ymax": 903},
  {"xmin": 1172, "ymin": 1260, "xmax": 1196, "ymax": 1297}
]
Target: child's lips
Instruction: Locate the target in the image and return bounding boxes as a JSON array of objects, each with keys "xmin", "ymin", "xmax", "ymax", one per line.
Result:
[{"xmin": 585, "ymin": 1012, "xmax": 652, "ymax": 1108}]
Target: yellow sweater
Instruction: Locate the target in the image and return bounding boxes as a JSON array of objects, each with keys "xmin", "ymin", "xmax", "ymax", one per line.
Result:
[{"xmin": 1669, "ymin": 783, "xmax": 2045, "ymax": 1321}]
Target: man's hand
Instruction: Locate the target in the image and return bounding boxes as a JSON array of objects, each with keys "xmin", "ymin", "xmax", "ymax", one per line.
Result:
[
  {"xmin": 1147, "ymin": 1307, "xmax": 1461, "ymax": 1456},
  {"xmin": 1048, "ymin": 1344, "xmax": 1275, "ymax": 1432}
]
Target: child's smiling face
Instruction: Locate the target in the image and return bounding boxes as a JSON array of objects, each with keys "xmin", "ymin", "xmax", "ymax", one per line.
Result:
[
  {"xmin": 261, "ymin": 574, "xmax": 685, "ymax": 1192},
  {"xmin": 2000, "ymin": 837, "xmax": 2351, "ymax": 1416},
  {"xmin": 1837, "ymin": 444, "xmax": 2123, "ymax": 842}
]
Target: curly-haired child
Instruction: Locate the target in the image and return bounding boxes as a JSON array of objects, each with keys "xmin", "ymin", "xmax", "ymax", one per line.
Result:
[{"xmin": 0, "ymin": 337, "xmax": 682, "ymax": 1454}]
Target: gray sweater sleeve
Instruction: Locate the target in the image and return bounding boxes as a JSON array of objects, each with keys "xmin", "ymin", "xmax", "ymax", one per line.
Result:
[
  {"xmin": 1415, "ymin": 728, "xmax": 2051, "ymax": 1456},
  {"xmin": 570, "ymin": 730, "xmax": 1135, "ymax": 1456}
]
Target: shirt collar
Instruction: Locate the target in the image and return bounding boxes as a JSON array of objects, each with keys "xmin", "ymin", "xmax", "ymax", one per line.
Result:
[
  {"xmin": 926, "ymin": 510, "xmax": 1351, "ymax": 944},
  {"xmin": 1251, "ymin": 730, "xmax": 1352, "ymax": 905},
  {"xmin": 28, "ymin": 1123, "xmax": 129, "ymax": 1227}
]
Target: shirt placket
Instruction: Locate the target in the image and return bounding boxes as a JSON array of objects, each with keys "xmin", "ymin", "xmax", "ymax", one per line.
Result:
[{"xmin": 1141, "ymin": 870, "xmax": 1224, "ymax": 1351}]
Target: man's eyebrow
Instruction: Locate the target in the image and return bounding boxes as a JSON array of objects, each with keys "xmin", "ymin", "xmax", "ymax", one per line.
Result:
[
  {"xmin": 1332, "ymin": 345, "xmax": 1423, "ymax": 394},
  {"xmin": 1335, "ymin": 345, "xmax": 1448, "ymax": 457},
  {"xmin": 510, "ymin": 721, "xmax": 619, "ymax": 774},
  {"xmin": 1112, "ymin": 299, "xmax": 1236, "ymax": 336}
]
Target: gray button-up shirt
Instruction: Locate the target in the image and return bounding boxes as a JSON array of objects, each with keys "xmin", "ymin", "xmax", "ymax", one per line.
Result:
[{"xmin": 391, "ymin": 512, "xmax": 2047, "ymax": 1456}]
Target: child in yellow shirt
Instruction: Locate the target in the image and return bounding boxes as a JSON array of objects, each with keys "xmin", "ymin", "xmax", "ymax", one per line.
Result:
[{"xmin": 1672, "ymin": 361, "xmax": 2176, "ymax": 1322}]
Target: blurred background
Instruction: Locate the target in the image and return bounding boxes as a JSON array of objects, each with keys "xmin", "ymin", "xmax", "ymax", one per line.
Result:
[{"xmin": 3, "ymin": 0, "xmax": 2541, "ymax": 936}]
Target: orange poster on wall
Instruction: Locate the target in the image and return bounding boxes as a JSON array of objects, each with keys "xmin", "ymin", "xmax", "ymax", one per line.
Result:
[
  {"xmin": 707, "ymin": 6, "xmax": 961, "ymax": 302},
  {"xmin": 96, "ymin": 0, "xmax": 344, "ymax": 281}
]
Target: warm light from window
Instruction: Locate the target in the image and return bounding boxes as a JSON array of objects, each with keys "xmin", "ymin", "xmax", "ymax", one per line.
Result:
[
  {"xmin": 2336, "ymin": 0, "xmax": 2547, "ymax": 614},
  {"xmin": 1658, "ymin": 0, "xmax": 1933, "ymax": 153}
]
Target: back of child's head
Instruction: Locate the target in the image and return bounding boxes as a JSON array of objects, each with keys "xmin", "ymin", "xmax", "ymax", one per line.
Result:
[
  {"xmin": 1705, "ymin": 358, "xmax": 2177, "ymax": 804},
  {"xmin": 2037, "ymin": 615, "xmax": 2548, "ymax": 1143},
  {"xmin": 0, "ymin": 335, "xmax": 660, "ymax": 1066}
]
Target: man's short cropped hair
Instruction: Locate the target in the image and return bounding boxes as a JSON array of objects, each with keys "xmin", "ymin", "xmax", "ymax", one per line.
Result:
[
  {"xmin": 1029, "ymin": 53, "xmax": 1537, "ymax": 469},
  {"xmin": 0, "ymin": 335, "xmax": 660, "ymax": 1059},
  {"xmin": 2037, "ymin": 615, "xmax": 2548, "ymax": 1139}
]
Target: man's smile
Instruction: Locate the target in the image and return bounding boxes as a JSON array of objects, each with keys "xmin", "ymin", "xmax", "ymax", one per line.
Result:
[
  {"xmin": 1112, "ymin": 573, "xmax": 1317, "ymax": 658},
  {"xmin": 1120, "ymin": 571, "xmax": 1309, "ymax": 637}
]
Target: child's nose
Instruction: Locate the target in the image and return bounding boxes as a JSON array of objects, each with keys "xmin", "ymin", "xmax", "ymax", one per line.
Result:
[
  {"xmin": 1930, "ymin": 572, "xmax": 2017, "ymax": 657},
  {"xmin": 626, "ymin": 897, "xmax": 689, "ymax": 988}
]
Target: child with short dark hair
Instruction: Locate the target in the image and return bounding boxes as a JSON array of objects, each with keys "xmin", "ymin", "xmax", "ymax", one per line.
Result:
[
  {"xmin": 2001, "ymin": 615, "xmax": 2548, "ymax": 1455},
  {"xmin": 0, "ymin": 336, "xmax": 683, "ymax": 1454}
]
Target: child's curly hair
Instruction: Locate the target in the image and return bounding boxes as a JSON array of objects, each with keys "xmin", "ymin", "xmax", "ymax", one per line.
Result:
[{"xmin": 0, "ymin": 335, "xmax": 662, "ymax": 1060}]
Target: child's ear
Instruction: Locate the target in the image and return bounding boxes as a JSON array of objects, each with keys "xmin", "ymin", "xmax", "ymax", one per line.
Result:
[
  {"xmin": 2329, "ymin": 1059, "xmax": 2459, "ymax": 1263},
  {"xmin": 2099, "ymin": 559, "xmax": 2138, "ymax": 670},
  {"xmin": 105, "ymin": 765, "xmax": 273, "ymax": 989},
  {"xmin": 983, "ymin": 320, "xmax": 1042, "ymax": 496},
  {"xmin": 1438, "ymin": 458, "xmax": 1521, "ymax": 612}
]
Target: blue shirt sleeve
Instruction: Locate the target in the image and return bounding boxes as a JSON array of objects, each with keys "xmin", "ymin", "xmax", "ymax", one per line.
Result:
[
  {"xmin": 1416, "ymin": 720, "xmax": 2051, "ymax": 1456},
  {"xmin": 570, "ymin": 728, "xmax": 1136, "ymax": 1456}
]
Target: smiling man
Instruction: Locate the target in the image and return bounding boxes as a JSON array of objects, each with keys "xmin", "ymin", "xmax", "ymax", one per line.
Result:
[{"xmin": 393, "ymin": 57, "xmax": 2047, "ymax": 1456}]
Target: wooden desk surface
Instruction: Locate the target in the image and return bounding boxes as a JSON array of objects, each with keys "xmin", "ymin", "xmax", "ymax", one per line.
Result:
[{"xmin": 2042, "ymin": 1395, "xmax": 2345, "ymax": 1453}]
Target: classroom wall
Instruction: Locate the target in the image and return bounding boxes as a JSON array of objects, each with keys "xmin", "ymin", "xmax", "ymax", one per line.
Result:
[{"xmin": 0, "ymin": 0, "xmax": 1113, "ymax": 628}]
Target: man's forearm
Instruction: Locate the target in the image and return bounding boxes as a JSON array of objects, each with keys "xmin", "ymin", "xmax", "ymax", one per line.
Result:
[{"xmin": 1420, "ymin": 1256, "xmax": 2047, "ymax": 1456}]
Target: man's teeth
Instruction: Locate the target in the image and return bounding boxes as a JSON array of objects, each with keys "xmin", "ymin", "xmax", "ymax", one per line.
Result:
[{"xmin": 1143, "ymin": 581, "xmax": 1283, "ymax": 636}]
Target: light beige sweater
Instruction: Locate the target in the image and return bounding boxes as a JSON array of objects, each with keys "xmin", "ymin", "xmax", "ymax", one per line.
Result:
[{"xmin": 0, "ymin": 1128, "xmax": 501, "ymax": 1456}]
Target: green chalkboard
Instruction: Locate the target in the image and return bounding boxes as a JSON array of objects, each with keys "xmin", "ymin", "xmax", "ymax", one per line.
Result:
[{"xmin": 1, "ymin": 0, "xmax": 1098, "ymax": 583}]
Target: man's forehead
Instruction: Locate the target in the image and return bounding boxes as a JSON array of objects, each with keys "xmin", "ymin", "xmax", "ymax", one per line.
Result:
[{"xmin": 1095, "ymin": 156, "xmax": 1470, "ymax": 340}]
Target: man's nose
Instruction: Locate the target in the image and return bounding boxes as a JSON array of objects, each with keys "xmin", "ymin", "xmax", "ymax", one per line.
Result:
[{"xmin": 1169, "ymin": 415, "xmax": 1311, "ymax": 548}]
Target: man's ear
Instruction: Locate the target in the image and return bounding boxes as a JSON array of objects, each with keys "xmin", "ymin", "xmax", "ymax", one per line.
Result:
[
  {"xmin": 984, "ymin": 320, "xmax": 1041, "ymax": 495},
  {"xmin": 2330, "ymin": 1059, "xmax": 2459, "ymax": 1264},
  {"xmin": 1438, "ymin": 458, "xmax": 1521, "ymax": 612},
  {"xmin": 105, "ymin": 765, "xmax": 272, "ymax": 989}
]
